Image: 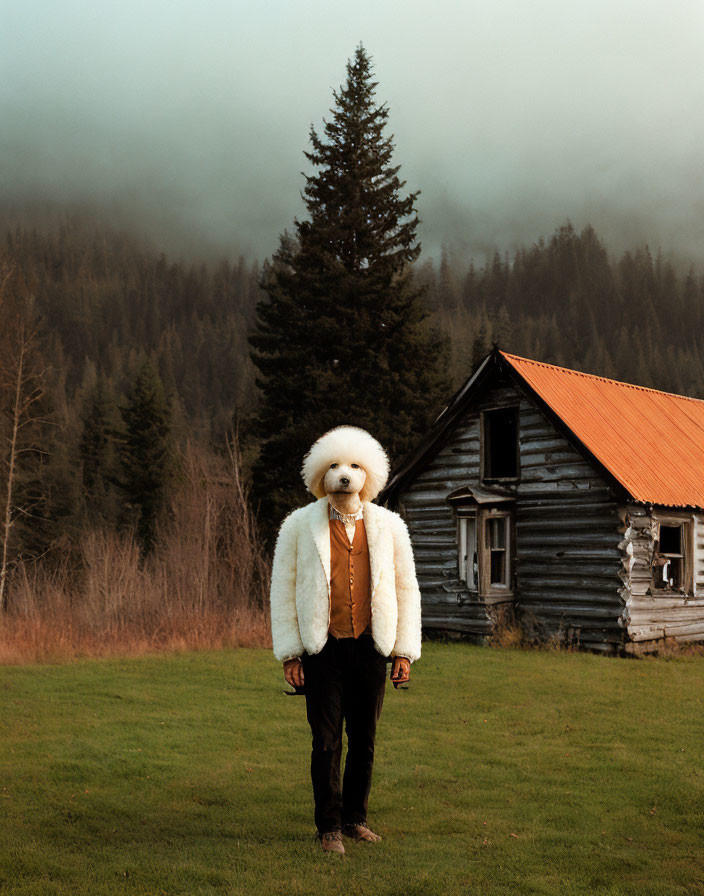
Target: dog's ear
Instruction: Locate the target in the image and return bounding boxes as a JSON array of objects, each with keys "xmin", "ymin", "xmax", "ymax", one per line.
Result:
[{"xmin": 317, "ymin": 471, "xmax": 330, "ymax": 498}]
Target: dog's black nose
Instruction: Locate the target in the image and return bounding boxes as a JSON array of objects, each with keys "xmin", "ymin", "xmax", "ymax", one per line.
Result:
[{"xmin": 340, "ymin": 477, "xmax": 350, "ymax": 486}]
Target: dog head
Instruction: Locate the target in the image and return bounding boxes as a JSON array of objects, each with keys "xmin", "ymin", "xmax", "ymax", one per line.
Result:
[
  {"xmin": 301, "ymin": 426, "xmax": 390, "ymax": 503},
  {"xmin": 321, "ymin": 460, "xmax": 367, "ymax": 499}
]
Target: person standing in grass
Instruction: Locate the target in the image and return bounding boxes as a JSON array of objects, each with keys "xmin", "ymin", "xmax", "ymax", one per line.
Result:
[{"xmin": 269, "ymin": 425, "xmax": 422, "ymax": 854}]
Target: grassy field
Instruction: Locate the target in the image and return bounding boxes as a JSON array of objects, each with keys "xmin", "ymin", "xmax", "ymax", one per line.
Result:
[{"xmin": 2, "ymin": 642, "xmax": 704, "ymax": 896}]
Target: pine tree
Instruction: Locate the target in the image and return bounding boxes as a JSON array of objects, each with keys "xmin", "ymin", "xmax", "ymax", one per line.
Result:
[
  {"xmin": 79, "ymin": 374, "xmax": 121, "ymax": 526},
  {"xmin": 80, "ymin": 377, "xmax": 112, "ymax": 501},
  {"xmin": 470, "ymin": 308, "xmax": 491, "ymax": 373},
  {"xmin": 248, "ymin": 44, "xmax": 451, "ymax": 540},
  {"xmin": 115, "ymin": 359, "xmax": 174, "ymax": 554},
  {"xmin": 438, "ymin": 245, "xmax": 459, "ymax": 311},
  {"xmin": 493, "ymin": 304, "xmax": 512, "ymax": 351}
]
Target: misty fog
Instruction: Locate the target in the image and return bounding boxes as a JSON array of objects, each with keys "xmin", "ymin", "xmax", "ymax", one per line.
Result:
[{"xmin": 2, "ymin": 0, "xmax": 703, "ymax": 264}]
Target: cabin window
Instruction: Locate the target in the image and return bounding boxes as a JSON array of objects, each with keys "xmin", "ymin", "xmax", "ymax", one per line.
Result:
[
  {"xmin": 458, "ymin": 514, "xmax": 478, "ymax": 589},
  {"xmin": 653, "ymin": 522, "xmax": 685, "ymax": 590},
  {"xmin": 482, "ymin": 407, "xmax": 519, "ymax": 481},
  {"xmin": 652, "ymin": 516, "xmax": 693, "ymax": 593},
  {"xmin": 485, "ymin": 513, "xmax": 511, "ymax": 588},
  {"xmin": 447, "ymin": 491, "xmax": 514, "ymax": 597}
]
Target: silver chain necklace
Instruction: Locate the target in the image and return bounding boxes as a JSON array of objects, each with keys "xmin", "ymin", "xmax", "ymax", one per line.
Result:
[{"xmin": 331, "ymin": 505, "xmax": 362, "ymax": 524}]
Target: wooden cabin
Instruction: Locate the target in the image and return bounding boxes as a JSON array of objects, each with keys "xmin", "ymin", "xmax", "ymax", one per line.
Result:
[{"xmin": 377, "ymin": 346, "xmax": 704, "ymax": 654}]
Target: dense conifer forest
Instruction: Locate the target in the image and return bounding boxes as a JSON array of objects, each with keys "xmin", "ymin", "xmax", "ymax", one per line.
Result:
[
  {"xmin": 423, "ymin": 223, "xmax": 704, "ymax": 398},
  {"xmin": 3, "ymin": 220, "xmax": 262, "ymax": 447},
  {"xmin": 4, "ymin": 216, "xmax": 703, "ymax": 470}
]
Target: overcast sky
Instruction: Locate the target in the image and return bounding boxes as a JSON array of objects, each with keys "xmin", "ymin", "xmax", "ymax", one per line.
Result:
[{"xmin": 2, "ymin": 0, "xmax": 703, "ymax": 265}]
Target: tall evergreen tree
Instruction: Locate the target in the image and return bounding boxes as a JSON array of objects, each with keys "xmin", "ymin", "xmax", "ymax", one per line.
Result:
[
  {"xmin": 470, "ymin": 309, "xmax": 491, "ymax": 373},
  {"xmin": 248, "ymin": 44, "xmax": 451, "ymax": 540},
  {"xmin": 79, "ymin": 376, "xmax": 113, "ymax": 509},
  {"xmin": 492, "ymin": 304, "xmax": 513, "ymax": 350},
  {"xmin": 115, "ymin": 359, "xmax": 174, "ymax": 554}
]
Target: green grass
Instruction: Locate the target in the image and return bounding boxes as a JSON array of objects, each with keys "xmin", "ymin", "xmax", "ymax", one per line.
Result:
[{"xmin": 2, "ymin": 643, "xmax": 704, "ymax": 896}]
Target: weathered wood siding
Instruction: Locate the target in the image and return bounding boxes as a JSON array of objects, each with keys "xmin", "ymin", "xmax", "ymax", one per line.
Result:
[
  {"xmin": 697, "ymin": 514, "xmax": 704, "ymax": 596},
  {"xmin": 513, "ymin": 400, "xmax": 623, "ymax": 652},
  {"xmin": 398, "ymin": 373, "xmax": 625, "ymax": 651},
  {"xmin": 620, "ymin": 504, "xmax": 704, "ymax": 649}
]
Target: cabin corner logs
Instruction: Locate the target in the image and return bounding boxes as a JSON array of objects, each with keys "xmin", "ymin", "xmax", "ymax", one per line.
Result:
[{"xmin": 388, "ymin": 370, "xmax": 704, "ymax": 655}]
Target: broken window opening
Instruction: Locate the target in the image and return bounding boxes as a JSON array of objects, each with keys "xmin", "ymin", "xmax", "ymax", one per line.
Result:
[
  {"xmin": 458, "ymin": 514, "xmax": 478, "ymax": 589},
  {"xmin": 653, "ymin": 522, "xmax": 685, "ymax": 591},
  {"xmin": 483, "ymin": 407, "xmax": 519, "ymax": 481}
]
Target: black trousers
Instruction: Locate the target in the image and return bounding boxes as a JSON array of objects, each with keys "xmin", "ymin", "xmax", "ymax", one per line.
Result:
[{"xmin": 300, "ymin": 632, "xmax": 387, "ymax": 833}]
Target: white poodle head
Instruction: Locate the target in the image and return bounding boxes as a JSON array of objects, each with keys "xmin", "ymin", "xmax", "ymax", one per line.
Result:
[{"xmin": 301, "ymin": 426, "xmax": 390, "ymax": 503}]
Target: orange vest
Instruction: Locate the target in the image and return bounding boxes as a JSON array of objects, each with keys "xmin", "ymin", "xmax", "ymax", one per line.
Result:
[{"xmin": 328, "ymin": 517, "xmax": 372, "ymax": 638}]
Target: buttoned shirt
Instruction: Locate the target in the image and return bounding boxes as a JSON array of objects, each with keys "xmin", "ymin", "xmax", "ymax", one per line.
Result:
[{"xmin": 328, "ymin": 512, "xmax": 372, "ymax": 638}]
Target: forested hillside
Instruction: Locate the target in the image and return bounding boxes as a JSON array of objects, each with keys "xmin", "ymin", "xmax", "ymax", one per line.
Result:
[
  {"xmin": 4, "ymin": 220, "xmax": 262, "ymax": 448},
  {"xmin": 5, "ymin": 217, "xmax": 703, "ymax": 461},
  {"xmin": 422, "ymin": 223, "xmax": 704, "ymax": 397}
]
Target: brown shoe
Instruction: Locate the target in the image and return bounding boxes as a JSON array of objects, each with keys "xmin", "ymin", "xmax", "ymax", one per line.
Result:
[
  {"xmin": 319, "ymin": 830, "xmax": 345, "ymax": 854},
  {"xmin": 342, "ymin": 822, "xmax": 382, "ymax": 842}
]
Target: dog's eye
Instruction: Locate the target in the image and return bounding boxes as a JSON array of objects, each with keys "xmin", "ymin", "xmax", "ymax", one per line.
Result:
[
  {"xmin": 351, "ymin": 464, "xmax": 359, "ymax": 468},
  {"xmin": 330, "ymin": 463, "xmax": 338, "ymax": 469}
]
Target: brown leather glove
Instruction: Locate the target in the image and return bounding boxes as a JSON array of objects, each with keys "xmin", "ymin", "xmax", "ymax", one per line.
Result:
[
  {"xmin": 390, "ymin": 656, "xmax": 411, "ymax": 687},
  {"xmin": 283, "ymin": 657, "xmax": 304, "ymax": 688}
]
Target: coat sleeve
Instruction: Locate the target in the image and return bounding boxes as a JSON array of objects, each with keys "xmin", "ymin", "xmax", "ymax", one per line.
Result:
[
  {"xmin": 389, "ymin": 512, "xmax": 422, "ymax": 663},
  {"xmin": 269, "ymin": 512, "xmax": 305, "ymax": 663}
]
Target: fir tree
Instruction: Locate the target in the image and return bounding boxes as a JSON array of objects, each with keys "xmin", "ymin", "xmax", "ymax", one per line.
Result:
[
  {"xmin": 79, "ymin": 374, "xmax": 117, "ymax": 522},
  {"xmin": 248, "ymin": 44, "xmax": 451, "ymax": 540},
  {"xmin": 470, "ymin": 310, "xmax": 491, "ymax": 373},
  {"xmin": 438, "ymin": 245, "xmax": 459, "ymax": 311},
  {"xmin": 493, "ymin": 304, "xmax": 512, "ymax": 351},
  {"xmin": 115, "ymin": 359, "xmax": 174, "ymax": 554}
]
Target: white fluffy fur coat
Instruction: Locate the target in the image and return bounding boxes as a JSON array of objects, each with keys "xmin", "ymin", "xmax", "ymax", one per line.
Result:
[{"xmin": 269, "ymin": 496, "xmax": 422, "ymax": 663}]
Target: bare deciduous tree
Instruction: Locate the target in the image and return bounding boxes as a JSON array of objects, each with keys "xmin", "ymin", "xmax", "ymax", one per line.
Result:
[{"xmin": 0, "ymin": 261, "xmax": 54, "ymax": 614}]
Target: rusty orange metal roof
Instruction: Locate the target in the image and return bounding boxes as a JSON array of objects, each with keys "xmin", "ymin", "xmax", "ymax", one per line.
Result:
[{"xmin": 500, "ymin": 350, "xmax": 704, "ymax": 510}]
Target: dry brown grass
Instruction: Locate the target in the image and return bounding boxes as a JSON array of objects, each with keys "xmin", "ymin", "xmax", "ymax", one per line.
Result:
[
  {"xmin": 631, "ymin": 635, "xmax": 704, "ymax": 660},
  {"xmin": 0, "ymin": 435, "xmax": 272, "ymax": 664},
  {"xmin": 487, "ymin": 603, "xmax": 526, "ymax": 649}
]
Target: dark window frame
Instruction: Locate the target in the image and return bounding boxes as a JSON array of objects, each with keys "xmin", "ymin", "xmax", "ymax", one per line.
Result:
[
  {"xmin": 480, "ymin": 406, "xmax": 520, "ymax": 484},
  {"xmin": 652, "ymin": 513, "xmax": 694, "ymax": 594}
]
